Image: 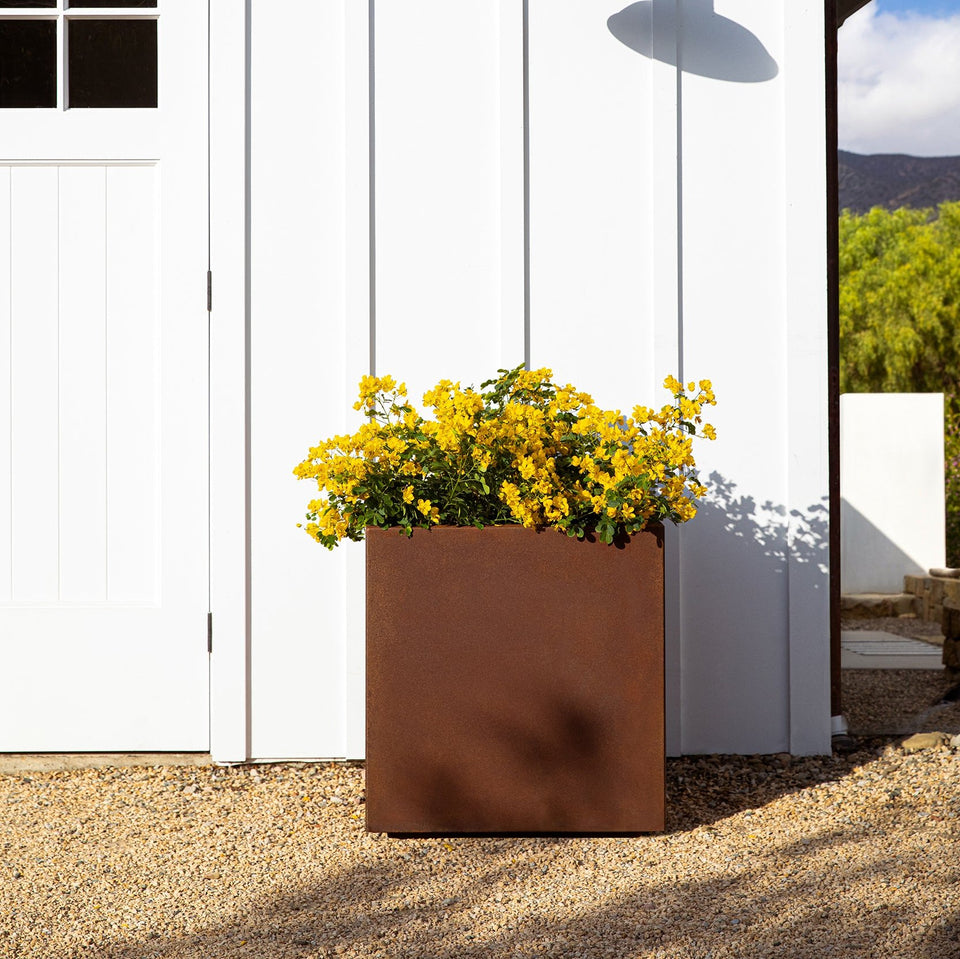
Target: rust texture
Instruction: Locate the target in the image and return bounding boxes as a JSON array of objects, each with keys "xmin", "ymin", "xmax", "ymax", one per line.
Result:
[{"xmin": 365, "ymin": 525, "xmax": 665, "ymax": 835}]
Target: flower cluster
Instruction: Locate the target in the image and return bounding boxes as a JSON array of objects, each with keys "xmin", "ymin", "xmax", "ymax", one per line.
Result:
[{"xmin": 294, "ymin": 366, "xmax": 716, "ymax": 548}]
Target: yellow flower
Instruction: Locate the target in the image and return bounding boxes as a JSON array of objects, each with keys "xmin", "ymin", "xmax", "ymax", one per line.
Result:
[{"xmin": 297, "ymin": 365, "xmax": 715, "ymax": 547}]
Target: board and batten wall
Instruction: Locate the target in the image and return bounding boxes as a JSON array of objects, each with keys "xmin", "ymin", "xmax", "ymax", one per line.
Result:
[{"xmin": 209, "ymin": 0, "xmax": 831, "ymax": 762}]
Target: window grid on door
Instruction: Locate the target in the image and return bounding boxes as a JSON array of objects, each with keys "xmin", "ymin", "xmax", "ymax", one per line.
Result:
[{"xmin": 0, "ymin": 1, "xmax": 158, "ymax": 109}]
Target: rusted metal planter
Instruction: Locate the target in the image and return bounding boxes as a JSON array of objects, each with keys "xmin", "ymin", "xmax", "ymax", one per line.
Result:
[{"xmin": 365, "ymin": 524, "xmax": 665, "ymax": 835}]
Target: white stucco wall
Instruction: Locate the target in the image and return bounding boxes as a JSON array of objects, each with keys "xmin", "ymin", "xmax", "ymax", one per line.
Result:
[
  {"xmin": 211, "ymin": 0, "xmax": 831, "ymax": 761},
  {"xmin": 841, "ymin": 393, "xmax": 945, "ymax": 594}
]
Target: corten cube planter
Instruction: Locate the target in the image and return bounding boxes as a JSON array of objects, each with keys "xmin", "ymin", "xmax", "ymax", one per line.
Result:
[{"xmin": 365, "ymin": 524, "xmax": 665, "ymax": 835}]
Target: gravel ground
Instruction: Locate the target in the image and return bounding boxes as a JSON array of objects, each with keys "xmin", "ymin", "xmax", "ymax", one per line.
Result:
[
  {"xmin": 3, "ymin": 740, "xmax": 960, "ymax": 959},
  {"xmin": 842, "ymin": 669, "xmax": 960, "ymax": 735},
  {"xmin": 840, "ymin": 614, "xmax": 960, "ymax": 734},
  {"xmin": 3, "ymin": 620, "xmax": 955, "ymax": 959}
]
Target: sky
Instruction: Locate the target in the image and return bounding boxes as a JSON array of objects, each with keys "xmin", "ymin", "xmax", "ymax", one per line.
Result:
[{"xmin": 838, "ymin": 0, "xmax": 960, "ymax": 156}]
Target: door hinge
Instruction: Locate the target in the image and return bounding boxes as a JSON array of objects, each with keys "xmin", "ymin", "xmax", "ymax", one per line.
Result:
[
  {"xmin": 207, "ymin": 612, "xmax": 213, "ymax": 654},
  {"xmin": 206, "ymin": 270, "xmax": 213, "ymax": 312}
]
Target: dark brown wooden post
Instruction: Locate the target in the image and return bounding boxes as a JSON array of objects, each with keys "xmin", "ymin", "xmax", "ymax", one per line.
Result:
[{"xmin": 825, "ymin": 0, "xmax": 842, "ymax": 725}]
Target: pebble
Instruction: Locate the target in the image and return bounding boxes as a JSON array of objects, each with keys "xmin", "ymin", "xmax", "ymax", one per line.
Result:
[
  {"xmin": 901, "ymin": 731, "xmax": 952, "ymax": 752},
  {"xmin": 1, "ymin": 673, "xmax": 959, "ymax": 959}
]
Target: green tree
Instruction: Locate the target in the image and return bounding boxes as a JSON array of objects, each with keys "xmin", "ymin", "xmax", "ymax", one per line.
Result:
[
  {"xmin": 840, "ymin": 201, "xmax": 960, "ymax": 564},
  {"xmin": 840, "ymin": 202, "xmax": 960, "ymax": 397}
]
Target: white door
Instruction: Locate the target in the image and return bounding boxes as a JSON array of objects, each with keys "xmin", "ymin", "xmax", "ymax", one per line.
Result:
[{"xmin": 0, "ymin": 1, "xmax": 209, "ymax": 750}]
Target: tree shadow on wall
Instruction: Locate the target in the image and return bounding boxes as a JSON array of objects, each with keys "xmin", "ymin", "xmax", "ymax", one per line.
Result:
[
  {"xmin": 671, "ymin": 472, "xmax": 830, "ymax": 752},
  {"xmin": 698, "ymin": 470, "xmax": 830, "ymax": 573},
  {"xmin": 698, "ymin": 473, "xmax": 955, "ymax": 740}
]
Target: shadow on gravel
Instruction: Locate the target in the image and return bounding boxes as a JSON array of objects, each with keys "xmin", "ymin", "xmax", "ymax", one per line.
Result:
[
  {"xmin": 59, "ymin": 742, "xmax": 960, "ymax": 959},
  {"xmin": 841, "ymin": 666, "xmax": 960, "ymax": 737},
  {"xmin": 86, "ymin": 808, "xmax": 960, "ymax": 959},
  {"xmin": 839, "ymin": 614, "xmax": 960, "ymax": 738},
  {"xmin": 662, "ymin": 742, "xmax": 890, "ymax": 832}
]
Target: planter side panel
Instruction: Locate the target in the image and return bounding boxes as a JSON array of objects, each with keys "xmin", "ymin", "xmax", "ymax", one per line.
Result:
[{"xmin": 366, "ymin": 525, "xmax": 664, "ymax": 834}]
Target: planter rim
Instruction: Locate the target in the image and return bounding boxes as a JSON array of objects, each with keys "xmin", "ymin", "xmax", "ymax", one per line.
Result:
[{"xmin": 364, "ymin": 521, "xmax": 665, "ymax": 544}]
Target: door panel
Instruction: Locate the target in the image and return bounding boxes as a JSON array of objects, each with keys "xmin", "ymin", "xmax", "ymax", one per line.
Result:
[
  {"xmin": 9, "ymin": 167, "xmax": 60, "ymax": 604},
  {"xmin": 0, "ymin": 2, "xmax": 208, "ymax": 751},
  {"xmin": 59, "ymin": 165, "xmax": 109, "ymax": 604}
]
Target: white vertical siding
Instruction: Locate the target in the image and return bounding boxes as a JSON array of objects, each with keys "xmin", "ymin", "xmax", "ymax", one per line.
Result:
[
  {"xmin": 527, "ymin": 0, "xmax": 658, "ymax": 405},
  {"xmin": 231, "ymin": 0, "xmax": 831, "ymax": 760},
  {"xmin": 782, "ymin": 0, "xmax": 831, "ymax": 756},
  {"xmin": 497, "ymin": 0, "xmax": 526, "ymax": 368},
  {"xmin": 244, "ymin": 0, "xmax": 528, "ymax": 759},
  {"xmin": 647, "ymin": 1, "xmax": 685, "ymax": 758},
  {"xmin": 676, "ymin": 2, "xmax": 793, "ymax": 754},
  {"xmin": 342, "ymin": 0, "xmax": 374, "ymax": 762},
  {"xmin": 209, "ymin": 0, "xmax": 252, "ymax": 763},
  {"xmin": 247, "ymin": 0, "xmax": 350, "ymax": 759},
  {"xmin": 373, "ymin": 0, "xmax": 515, "ymax": 399}
]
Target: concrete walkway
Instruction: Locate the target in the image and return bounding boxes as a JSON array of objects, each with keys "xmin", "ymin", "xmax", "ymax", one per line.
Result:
[{"xmin": 841, "ymin": 630, "xmax": 944, "ymax": 669}]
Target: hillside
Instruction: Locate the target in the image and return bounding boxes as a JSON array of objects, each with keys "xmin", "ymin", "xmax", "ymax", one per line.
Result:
[{"xmin": 839, "ymin": 150, "xmax": 960, "ymax": 214}]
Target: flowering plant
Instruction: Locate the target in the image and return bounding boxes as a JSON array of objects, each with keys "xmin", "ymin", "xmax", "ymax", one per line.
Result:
[{"xmin": 295, "ymin": 365, "xmax": 716, "ymax": 549}]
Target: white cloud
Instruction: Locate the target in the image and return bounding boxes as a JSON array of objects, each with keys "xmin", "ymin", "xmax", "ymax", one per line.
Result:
[{"xmin": 838, "ymin": 5, "xmax": 960, "ymax": 156}]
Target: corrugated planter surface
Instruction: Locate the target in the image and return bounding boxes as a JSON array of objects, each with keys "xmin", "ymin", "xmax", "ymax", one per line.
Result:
[{"xmin": 365, "ymin": 524, "xmax": 665, "ymax": 835}]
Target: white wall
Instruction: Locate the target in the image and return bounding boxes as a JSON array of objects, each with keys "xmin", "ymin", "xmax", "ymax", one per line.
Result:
[
  {"xmin": 243, "ymin": 2, "xmax": 360, "ymax": 760},
  {"xmin": 841, "ymin": 393, "xmax": 945, "ymax": 594},
  {"xmin": 675, "ymin": 0, "xmax": 830, "ymax": 756},
  {"xmin": 214, "ymin": 0, "xmax": 832, "ymax": 761}
]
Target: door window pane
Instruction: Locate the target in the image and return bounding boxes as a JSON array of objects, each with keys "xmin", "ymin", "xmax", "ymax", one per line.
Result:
[
  {"xmin": 68, "ymin": 18, "xmax": 157, "ymax": 108},
  {"xmin": 0, "ymin": 1, "xmax": 56, "ymax": 7},
  {"xmin": 0, "ymin": 19, "xmax": 56, "ymax": 108}
]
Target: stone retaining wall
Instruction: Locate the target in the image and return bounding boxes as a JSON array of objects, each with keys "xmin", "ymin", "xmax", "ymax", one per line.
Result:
[
  {"xmin": 903, "ymin": 574, "xmax": 960, "ymax": 626},
  {"xmin": 941, "ymin": 603, "xmax": 960, "ymax": 681}
]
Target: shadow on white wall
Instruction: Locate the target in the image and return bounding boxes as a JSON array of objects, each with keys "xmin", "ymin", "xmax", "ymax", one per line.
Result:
[
  {"xmin": 701, "ymin": 471, "xmax": 829, "ymax": 575},
  {"xmin": 607, "ymin": 0, "xmax": 779, "ymax": 82},
  {"xmin": 669, "ymin": 472, "xmax": 829, "ymax": 753},
  {"xmin": 841, "ymin": 500, "xmax": 930, "ymax": 594}
]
